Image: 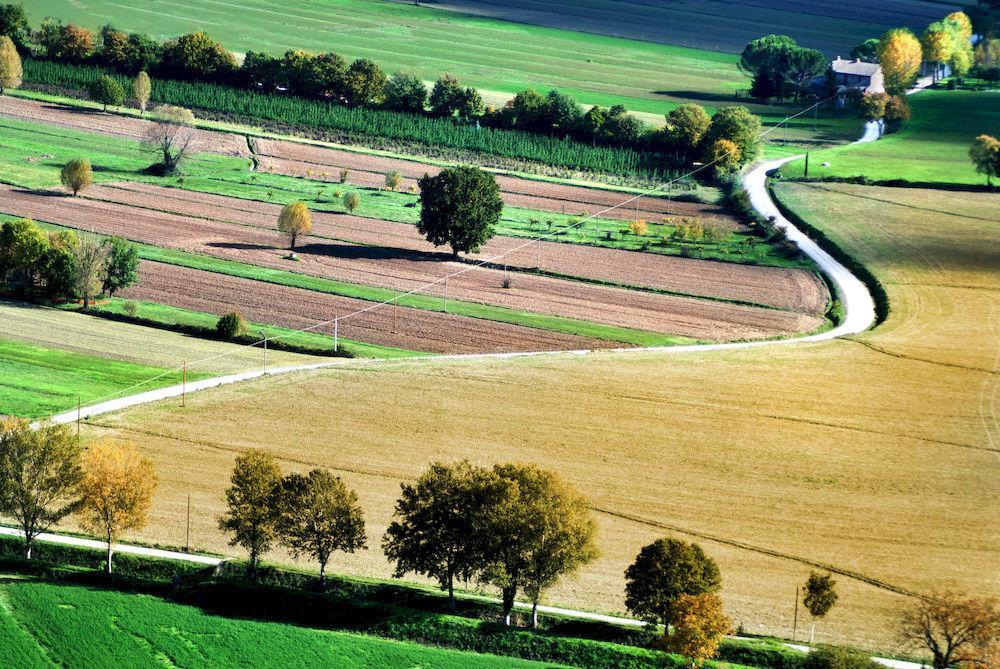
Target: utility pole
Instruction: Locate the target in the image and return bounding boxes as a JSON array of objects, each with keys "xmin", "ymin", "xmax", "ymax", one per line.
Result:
[
  {"xmin": 263, "ymin": 338, "xmax": 268, "ymax": 374},
  {"xmin": 185, "ymin": 494, "xmax": 191, "ymax": 552},
  {"xmin": 76, "ymin": 398, "xmax": 81, "ymax": 440},
  {"xmin": 443, "ymin": 277, "xmax": 449, "ymax": 313},
  {"xmin": 181, "ymin": 361, "xmax": 186, "ymax": 407},
  {"xmin": 804, "ymin": 152, "xmax": 810, "ymax": 178},
  {"xmin": 792, "ymin": 586, "xmax": 800, "ymax": 642},
  {"xmin": 333, "ymin": 318, "xmax": 339, "ymax": 353}
]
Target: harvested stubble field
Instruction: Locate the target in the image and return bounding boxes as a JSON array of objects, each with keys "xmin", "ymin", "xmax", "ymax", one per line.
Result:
[
  {"xmin": 0, "ymin": 185, "xmax": 824, "ymax": 342},
  {"xmin": 122, "ymin": 261, "xmax": 616, "ymax": 354},
  {"xmin": 92, "ymin": 182, "xmax": 828, "ymax": 314},
  {"xmin": 82, "ymin": 183, "xmax": 999, "ymax": 650}
]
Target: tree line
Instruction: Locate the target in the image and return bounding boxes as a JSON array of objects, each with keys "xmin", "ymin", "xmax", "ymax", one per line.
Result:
[
  {"xmin": 0, "ymin": 217, "xmax": 139, "ymax": 307},
  {"xmin": 1, "ymin": 422, "xmax": 998, "ymax": 666},
  {"xmin": 0, "ymin": 3, "xmax": 764, "ymax": 169}
]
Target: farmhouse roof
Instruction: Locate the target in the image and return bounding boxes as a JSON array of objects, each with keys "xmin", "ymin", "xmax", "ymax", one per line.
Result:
[{"xmin": 830, "ymin": 56, "xmax": 881, "ymax": 77}]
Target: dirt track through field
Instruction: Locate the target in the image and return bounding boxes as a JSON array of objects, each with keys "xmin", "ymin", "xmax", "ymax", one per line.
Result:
[
  {"xmin": 0, "ymin": 184, "xmax": 823, "ymax": 341},
  {"xmin": 122, "ymin": 262, "xmax": 614, "ymax": 354},
  {"xmin": 88, "ymin": 182, "xmax": 829, "ymax": 314}
]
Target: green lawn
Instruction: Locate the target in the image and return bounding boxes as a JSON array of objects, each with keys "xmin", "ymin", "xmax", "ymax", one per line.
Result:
[
  {"xmin": 23, "ymin": 0, "xmax": 863, "ymax": 148},
  {"xmin": 780, "ymin": 89, "xmax": 1000, "ymax": 186},
  {"xmin": 0, "ymin": 338, "xmax": 202, "ymax": 418},
  {"xmin": 0, "ymin": 578, "xmax": 558, "ymax": 669}
]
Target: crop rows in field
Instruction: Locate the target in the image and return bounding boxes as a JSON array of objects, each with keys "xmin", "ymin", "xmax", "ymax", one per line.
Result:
[
  {"xmin": 22, "ymin": 59, "xmax": 667, "ymax": 178},
  {"xmin": 0, "ymin": 184, "xmax": 824, "ymax": 342},
  {"xmin": 93, "ymin": 182, "xmax": 828, "ymax": 314}
]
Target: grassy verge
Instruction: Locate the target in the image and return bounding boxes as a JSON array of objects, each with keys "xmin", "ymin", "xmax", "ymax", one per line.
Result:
[
  {"xmin": 0, "ymin": 534, "xmax": 794, "ymax": 669},
  {"xmin": 0, "ymin": 337, "xmax": 204, "ymax": 418}
]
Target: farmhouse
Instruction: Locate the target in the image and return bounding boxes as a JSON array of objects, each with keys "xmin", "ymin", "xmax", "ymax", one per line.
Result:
[{"xmin": 829, "ymin": 56, "xmax": 884, "ymax": 93}]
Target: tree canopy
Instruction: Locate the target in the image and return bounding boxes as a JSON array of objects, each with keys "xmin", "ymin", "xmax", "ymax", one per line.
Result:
[
  {"xmin": 0, "ymin": 34, "xmax": 21, "ymax": 93},
  {"xmin": 624, "ymin": 537, "xmax": 722, "ymax": 627},
  {"xmin": 218, "ymin": 449, "xmax": 282, "ymax": 575},
  {"xmin": 417, "ymin": 166, "xmax": 503, "ymax": 256},
  {"xmin": 878, "ymin": 28, "xmax": 923, "ymax": 94},
  {"xmin": 277, "ymin": 201, "xmax": 312, "ymax": 251}
]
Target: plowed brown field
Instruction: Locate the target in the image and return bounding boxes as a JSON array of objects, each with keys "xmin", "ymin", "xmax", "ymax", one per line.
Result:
[
  {"xmin": 0, "ymin": 97, "xmax": 249, "ymax": 157},
  {"xmin": 0, "ymin": 185, "xmax": 823, "ymax": 341},
  {"xmin": 86, "ymin": 182, "xmax": 829, "ymax": 314},
  {"xmin": 123, "ymin": 262, "xmax": 615, "ymax": 354}
]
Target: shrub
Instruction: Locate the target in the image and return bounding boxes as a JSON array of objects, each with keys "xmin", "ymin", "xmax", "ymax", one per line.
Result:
[
  {"xmin": 803, "ymin": 646, "xmax": 879, "ymax": 669},
  {"xmin": 343, "ymin": 191, "xmax": 360, "ymax": 213},
  {"xmin": 216, "ymin": 310, "xmax": 247, "ymax": 339}
]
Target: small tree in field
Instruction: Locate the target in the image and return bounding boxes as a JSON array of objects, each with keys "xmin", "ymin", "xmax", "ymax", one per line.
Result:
[
  {"xmin": 60, "ymin": 158, "xmax": 93, "ymax": 196},
  {"xmin": 101, "ymin": 237, "xmax": 139, "ymax": 296},
  {"xmin": 0, "ymin": 35, "xmax": 22, "ymax": 94},
  {"xmin": 277, "ymin": 200, "xmax": 312, "ymax": 251},
  {"xmin": 657, "ymin": 593, "xmax": 733, "ymax": 668},
  {"xmin": 77, "ymin": 439, "xmax": 157, "ymax": 574},
  {"xmin": 71, "ymin": 235, "xmax": 109, "ymax": 308},
  {"xmin": 624, "ymin": 537, "xmax": 722, "ymax": 628},
  {"xmin": 343, "ymin": 191, "xmax": 360, "ymax": 214},
  {"xmin": 216, "ymin": 311, "xmax": 247, "ymax": 339},
  {"xmin": 218, "ymin": 450, "xmax": 282, "ymax": 577},
  {"xmin": 970, "ymin": 135, "xmax": 1000, "ymax": 186},
  {"xmin": 145, "ymin": 104, "xmax": 196, "ymax": 174},
  {"xmin": 417, "ymin": 166, "xmax": 503, "ymax": 257},
  {"xmin": 277, "ymin": 469, "xmax": 366, "ymax": 587},
  {"xmin": 133, "ymin": 71, "xmax": 151, "ymax": 115},
  {"xmin": 0, "ymin": 419, "xmax": 83, "ymax": 559},
  {"xmin": 803, "ymin": 571, "xmax": 838, "ymax": 642},
  {"xmin": 88, "ymin": 74, "xmax": 124, "ymax": 111},
  {"xmin": 899, "ymin": 592, "xmax": 1000, "ymax": 669},
  {"xmin": 339, "ymin": 168, "xmax": 349, "ymax": 184},
  {"xmin": 385, "ymin": 170, "xmax": 402, "ymax": 191}
]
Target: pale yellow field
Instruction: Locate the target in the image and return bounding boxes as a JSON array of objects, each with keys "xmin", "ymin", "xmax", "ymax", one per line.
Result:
[{"xmin": 78, "ymin": 183, "xmax": 999, "ymax": 652}]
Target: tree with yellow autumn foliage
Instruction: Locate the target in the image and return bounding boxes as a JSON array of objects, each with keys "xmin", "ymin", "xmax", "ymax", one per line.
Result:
[
  {"xmin": 656, "ymin": 593, "xmax": 733, "ymax": 668},
  {"xmin": 277, "ymin": 200, "xmax": 312, "ymax": 251},
  {"xmin": 878, "ymin": 28, "xmax": 923, "ymax": 94},
  {"xmin": 77, "ymin": 439, "xmax": 157, "ymax": 574}
]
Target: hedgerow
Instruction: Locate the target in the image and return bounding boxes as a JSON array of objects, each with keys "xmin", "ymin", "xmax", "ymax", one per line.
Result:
[{"xmin": 21, "ymin": 59, "xmax": 671, "ymax": 179}]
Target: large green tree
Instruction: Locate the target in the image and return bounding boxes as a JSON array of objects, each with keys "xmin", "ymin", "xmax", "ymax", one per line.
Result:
[
  {"xmin": 703, "ymin": 106, "xmax": 761, "ymax": 167},
  {"xmin": 482, "ymin": 463, "xmax": 599, "ymax": 627},
  {"xmin": 277, "ymin": 469, "xmax": 366, "ymax": 587},
  {"xmin": 218, "ymin": 450, "xmax": 282, "ymax": 577},
  {"xmin": 88, "ymin": 74, "xmax": 125, "ymax": 111},
  {"xmin": 624, "ymin": 537, "xmax": 722, "ymax": 627},
  {"xmin": 384, "ymin": 71, "xmax": 427, "ymax": 113},
  {"xmin": 383, "ymin": 461, "xmax": 503, "ymax": 610},
  {"xmin": 0, "ymin": 3, "xmax": 29, "ymax": 51},
  {"xmin": 101, "ymin": 237, "xmax": 139, "ymax": 297},
  {"xmin": 0, "ymin": 419, "xmax": 84, "ymax": 560},
  {"xmin": 417, "ymin": 166, "xmax": 503, "ymax": 256}
]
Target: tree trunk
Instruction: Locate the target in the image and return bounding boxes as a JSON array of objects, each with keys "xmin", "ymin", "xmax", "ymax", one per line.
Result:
[
  {"xmin": 319, "ymin": 561, "xmax": 326, "ymax": 589},
  {"xmin": 531, "ymin": 599, "xmax": 539, "ymax": 629},
  {"xmin": 809, "ymin": 621, "xmax": 815, "ymax": 643},
  {"xmin": 501, "ymin": 585, "xmax": 517, "ymax": 626},
  {"xmin": 25, "ymin": 540, "xmax": 32, "ymax": 560},
  {"xmin": 447, "ymin": 576, "xmax": 455, "ymax": 612},
  {"xmin": 106, "ymin": 542, "xmax": 114, "ymax": 575}
]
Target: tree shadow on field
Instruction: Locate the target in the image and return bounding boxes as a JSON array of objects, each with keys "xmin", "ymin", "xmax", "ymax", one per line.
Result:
[
  {"xmin": 654, "ymin": 89, "xmax": 741, "ymax": 103},
  {"xmin": 206, "ymin": 242, "xmax": 275, "ymax": 252},
  {"xmin": 292, "ymin": 242, "xmax": 447, "ymax": 263}
]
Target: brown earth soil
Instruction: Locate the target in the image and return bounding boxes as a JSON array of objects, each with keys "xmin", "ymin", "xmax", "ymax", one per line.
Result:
[
  {"xmin": 0, "ymin": 96, "xmax": 250, "ymax": 158},
  {"xmin": 122, "ymin": 261, "xmax": 615, "ymax": 354},
  {"xmin": 88, "ymin": 182, "xmax": 829, "ymax": 314},
  {"xmin": 0, "ymin": 184, "xmax": 823, "ymax": 341}
]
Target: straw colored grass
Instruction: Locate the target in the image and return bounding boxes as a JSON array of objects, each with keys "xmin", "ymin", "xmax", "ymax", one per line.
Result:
[{"xmin": 79, "ymin": 183, "xmax": 999, "ymax": 651}]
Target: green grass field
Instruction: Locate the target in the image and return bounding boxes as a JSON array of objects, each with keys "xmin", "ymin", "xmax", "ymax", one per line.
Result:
[
  {"xmin": 0, "ymin": 578, "xmax": 558, "ymax": 669},
  {"xmin": 22, "ymin": 0, "xmax": 862, "ymax": 148},
  {"xmin": 780, "ymin": 89, "xmax": 1000, "ymax": 186},
  {"xmin": 0, "ymin": 338, "xmax": 202, "ymax": 418}
]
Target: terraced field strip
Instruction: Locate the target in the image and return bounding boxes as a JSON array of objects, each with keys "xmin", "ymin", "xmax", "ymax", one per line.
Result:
[
  {"xmin": 1, "ymin": 185, "xmax": 823, "ymax": 342},
  {"xmin": 122, "ymin": 261, "xmax": 616, "ymax": 354},
  {"xmin": 92, "ymin": 182, "xmax": 829, "ymax": 314}
]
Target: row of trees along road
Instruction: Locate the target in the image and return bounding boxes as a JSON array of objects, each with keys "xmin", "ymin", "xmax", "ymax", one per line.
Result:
[
  {"xmin": 1, "ymin": 427, "xmax": 998, "ymax": 665},
  {"xmin": 0, "ymin": 420, "xmax": 156, "ymax": 572}
]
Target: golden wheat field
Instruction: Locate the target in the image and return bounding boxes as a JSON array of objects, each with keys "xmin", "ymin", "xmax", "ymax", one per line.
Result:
[{"xmin": 77, "ymin": 183, "xmax": 999, "ymax": 652}]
